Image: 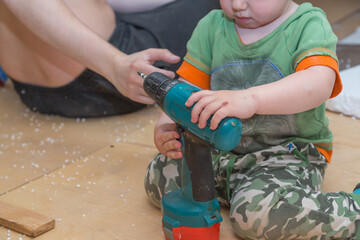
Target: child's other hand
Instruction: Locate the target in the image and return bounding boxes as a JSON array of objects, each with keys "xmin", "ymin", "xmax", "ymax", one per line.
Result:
[
  {"xmin": 185, "ymin": 90, "xmax": 257, "ymax": 130},
  {"xmin": 154, "ymin": 115, "xmax": 183, "ymax": 159}
]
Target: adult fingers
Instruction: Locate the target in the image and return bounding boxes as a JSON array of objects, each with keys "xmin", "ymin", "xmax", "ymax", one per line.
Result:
[
  {"xmin": 126, "ymin": 76, "xmax": 155, "ymax": 104},
  {"xmin": 145, "ymin": 48, "xmax": 180, "ymax": 65},
  {"xmin": 133, "ymin": 94, "xmax": 155, "ymax": 105},
  {"xmin": 141, "ymin": 64, "xmax": 176, "ymax": 79}
]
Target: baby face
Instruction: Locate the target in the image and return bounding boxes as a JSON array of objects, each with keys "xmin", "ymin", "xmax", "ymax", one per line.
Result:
[{"xmin": 220, "ymin": 0, "xmax": 292, "ymax": 29}]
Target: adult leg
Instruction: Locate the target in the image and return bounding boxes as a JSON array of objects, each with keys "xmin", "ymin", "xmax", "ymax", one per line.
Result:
[
  {"xmin": 214, "ymin": 143, "xmax": 360, "ymax": 239},
  {"xmin": 10, "ymin": 0, "xmax": 220, "ymax": 117},
  {"xmin": 11, "ymin": 71, "xmax": 147, "ymax": 118}
]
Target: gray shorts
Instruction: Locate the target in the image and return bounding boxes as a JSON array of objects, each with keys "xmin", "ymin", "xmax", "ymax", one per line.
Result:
[{"xmin": 12, "ymin": 0, "xmax": 220, "ymax": 118}]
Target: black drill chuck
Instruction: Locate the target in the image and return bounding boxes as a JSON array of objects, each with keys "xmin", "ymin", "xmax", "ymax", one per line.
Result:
[{"xmin": 142, "ymin": 72, "xmax": 181, "ymax": 108}]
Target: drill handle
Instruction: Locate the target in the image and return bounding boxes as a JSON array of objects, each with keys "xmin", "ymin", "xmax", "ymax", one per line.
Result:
[{"xmin": 180, "ymin": 127, "xmax": 215, "ymax": 202}]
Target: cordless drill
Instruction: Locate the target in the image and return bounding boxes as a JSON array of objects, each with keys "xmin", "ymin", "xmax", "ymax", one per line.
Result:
[{"xmin": 140, "ymin": 72, "xmax": 242, "ymax": 240}]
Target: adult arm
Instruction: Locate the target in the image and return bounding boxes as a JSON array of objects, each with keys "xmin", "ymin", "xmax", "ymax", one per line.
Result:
[{"xmin": 2, "ymin": 0, "xmax": 179, "ymax": 104}]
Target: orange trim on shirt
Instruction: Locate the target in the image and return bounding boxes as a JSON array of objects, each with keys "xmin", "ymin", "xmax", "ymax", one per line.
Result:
[
  {"xmin": 176, "ymin": 61, "xmax": 211, "ymax": 90},
  {"xmin": 317, "ymin": 147, "xmax": 332, "ymax": 163},
  {"xmin": 295, "ymin": 55, "xmax": 342, "ymax": 98}
]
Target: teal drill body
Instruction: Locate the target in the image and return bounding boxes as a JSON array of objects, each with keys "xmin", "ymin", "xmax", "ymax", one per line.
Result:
[
  {"xmin": 142, "ymin": 72, "xmax": 242, "ymax": 240},
  {"xmin": 162, "ymin": 82, "xmax": 242, "ymax": 152}
]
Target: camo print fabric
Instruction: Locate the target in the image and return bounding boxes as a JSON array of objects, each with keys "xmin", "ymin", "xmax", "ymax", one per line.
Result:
[{"xmin": 144, "ymin": 142, "xmax": 360, "ymax": 239}]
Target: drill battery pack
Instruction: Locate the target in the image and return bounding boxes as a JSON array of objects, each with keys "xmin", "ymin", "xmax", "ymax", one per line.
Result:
[{"xmin": 164, "ymin": 223, "xmax": 220, "ymax": 240}]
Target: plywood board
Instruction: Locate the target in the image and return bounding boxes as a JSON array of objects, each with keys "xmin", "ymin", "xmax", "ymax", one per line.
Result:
[
  {"xmin": 0, "ymin": 81, "xmax": 161, "ymax": 195},
  {"xmin": 0, "ymin": 201, "xmax": 55, "ymax": 237},
  {"xmin": 0, "ymin": 142, "xmax": 240, "ymax": 240},
  {"xmin": 323, "ymin": 112, "xmax": 360, "ymax": 193}
]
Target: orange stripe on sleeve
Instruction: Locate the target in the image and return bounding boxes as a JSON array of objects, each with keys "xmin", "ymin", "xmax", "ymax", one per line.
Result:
[
  {"xmin": 295, "ymin": 55, "xmax": 342, "ymax": 98},
  {"xmin": 176, "ymin": 61, "xmax": 211, "ymax": 90},
  {"xmin": 317, "ymin": 147, "xmax": 332, "ymax": 163}
]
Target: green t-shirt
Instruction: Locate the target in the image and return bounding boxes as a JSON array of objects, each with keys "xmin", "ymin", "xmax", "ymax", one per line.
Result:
[{"xmin": 183, "ymin": 3, "xmax": 339, "ymax": 155}]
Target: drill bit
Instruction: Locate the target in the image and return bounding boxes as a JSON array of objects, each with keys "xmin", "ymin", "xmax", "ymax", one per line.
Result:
[{"xmin": 137, "ymin": 72, "xmax": 147, "ymax": 79}]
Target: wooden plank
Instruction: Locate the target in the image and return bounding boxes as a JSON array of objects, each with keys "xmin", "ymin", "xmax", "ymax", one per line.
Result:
[
  {"xmin": 0, "ymin": 201, "xmax": 55, "ymax": 237},
  {"xmin": 323, "ymin": 112, "xmax": 360, "ymax": 193},
  {"xmin": 0, "ymin": 142, "xmax": 241, "ymax": 240}
]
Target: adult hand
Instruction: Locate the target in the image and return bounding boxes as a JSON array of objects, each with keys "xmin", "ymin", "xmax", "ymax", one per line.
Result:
[
  {"xmin": 154, "ymin": 113, "xmax": 182, "ymax": 159},
  {"xmin": 112, "ymin": 48, "xmax": 180, "ymax": 104}
]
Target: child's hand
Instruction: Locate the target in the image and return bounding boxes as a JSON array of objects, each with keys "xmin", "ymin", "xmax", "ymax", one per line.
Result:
[
  {"xmin": 154, "ymin": 113, "xmax": 183, "ymax": 159},
  {"xmin": 185, "ymin": 90, "xmax": 257, "ymax": 130},
  {"xmin": 184, "ymin": 66, "xmax": 336, "ymax": 131}
]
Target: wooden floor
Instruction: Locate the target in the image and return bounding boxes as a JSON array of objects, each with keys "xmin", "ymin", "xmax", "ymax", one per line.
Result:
[
  {"xmin": 0, "ymin": 81, "xmax": 240, "ymax": 240},
  {"xmin": 1, "ymin": 2, "xmax": 360, "ymax": 239},
  {"xmin": 1, "ymin": 84, "xmax": 360, "ymax": 240}
]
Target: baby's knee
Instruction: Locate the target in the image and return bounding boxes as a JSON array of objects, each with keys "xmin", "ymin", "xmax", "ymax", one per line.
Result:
[
  {"xmin": 144, "ymin": 159, "xmax": 162, "ymax": 208},
  {"xmin": 229, "ymin": 189, "xmax": 301, "ymax": 239},
  {"xmin": 144, "ymin": 154, "xmax": 182, "ymax": 208},
  {"xmin": 229, "ymin": 196, "xmax": 270, "ymax": 239}
]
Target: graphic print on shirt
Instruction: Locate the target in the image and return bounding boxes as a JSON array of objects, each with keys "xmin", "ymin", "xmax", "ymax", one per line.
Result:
[{"xmin": 211, "ymin": 59, "xmax": 297, "ymax": 154}]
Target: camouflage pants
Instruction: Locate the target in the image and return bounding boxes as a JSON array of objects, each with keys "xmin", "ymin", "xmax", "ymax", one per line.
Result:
[{"xmin": 144, "ymin": 142, "xmax": 360, "ymax": 239}]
